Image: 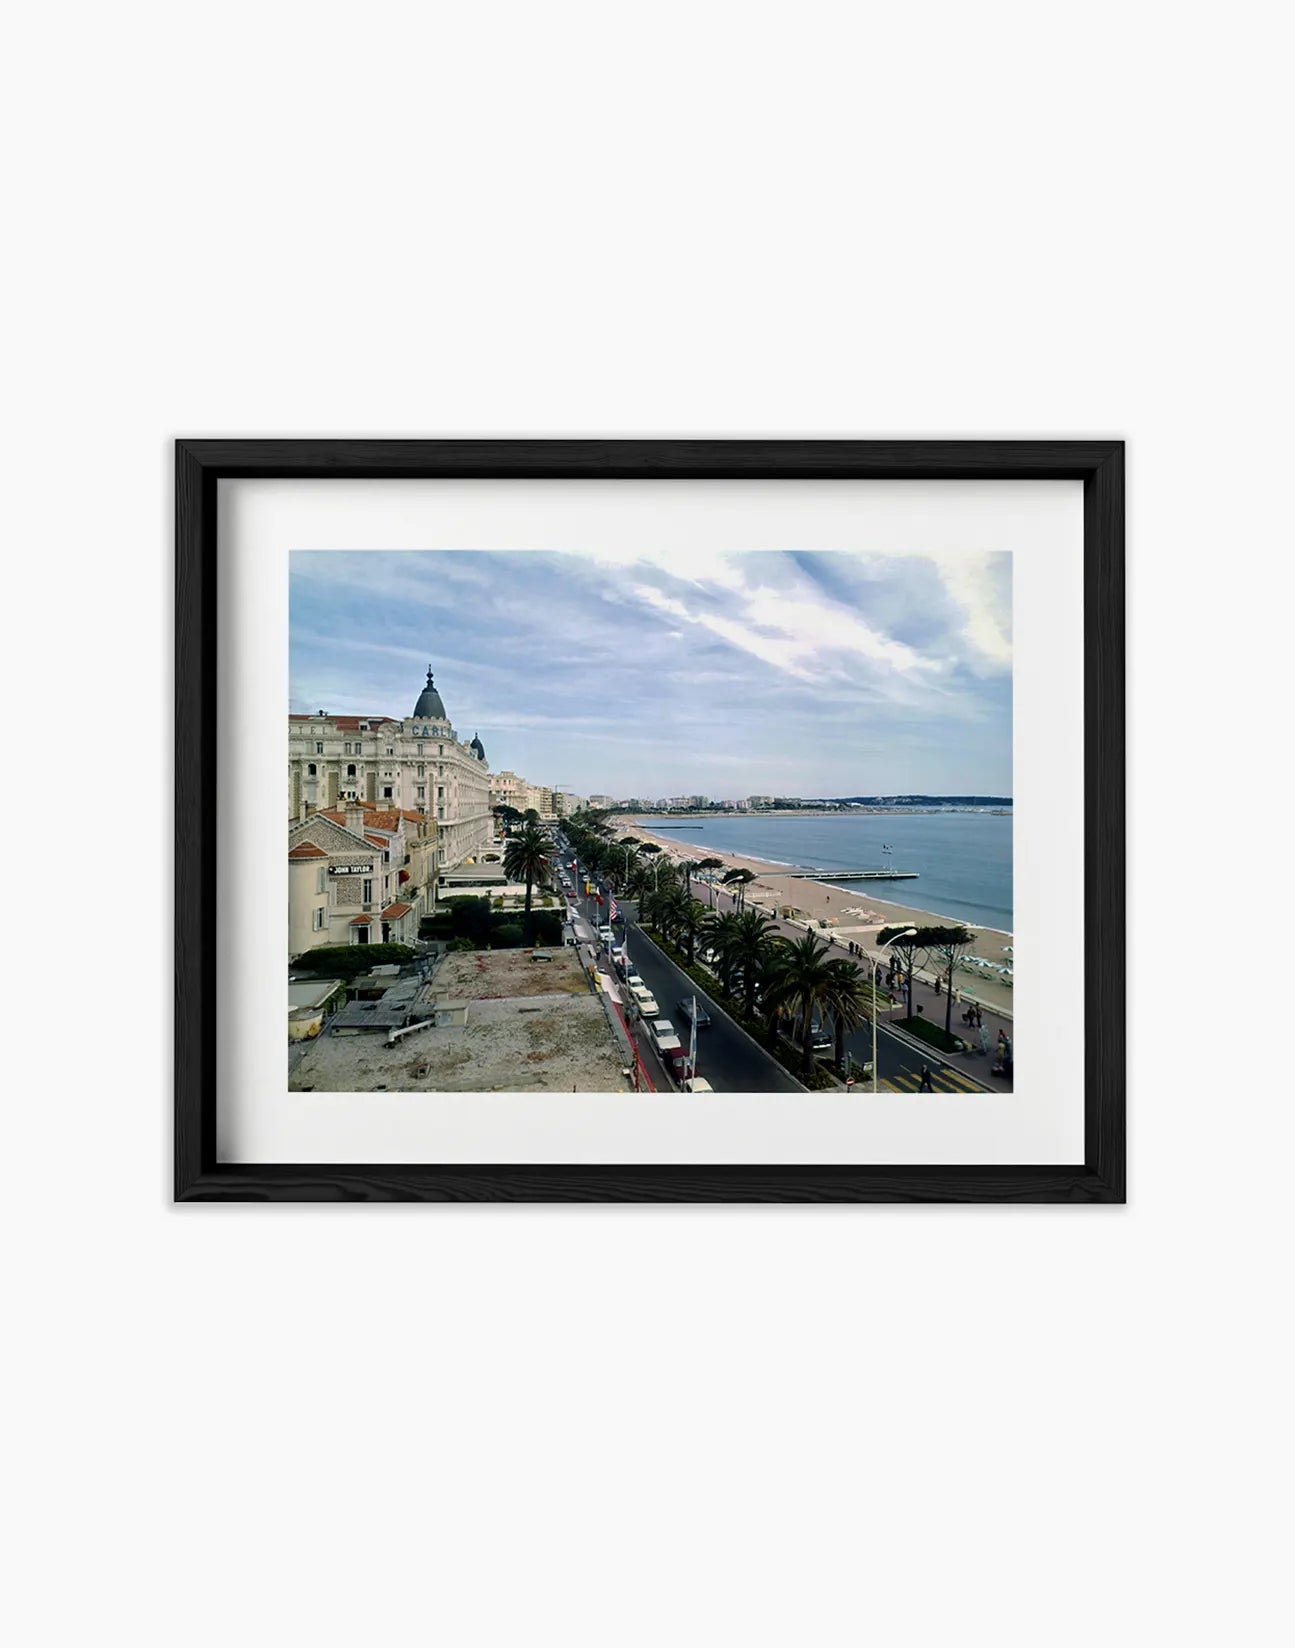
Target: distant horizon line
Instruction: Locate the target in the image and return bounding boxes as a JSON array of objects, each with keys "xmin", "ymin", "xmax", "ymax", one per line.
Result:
[{"xmin": 596, "ymin": 795, "xmax": 1015, "ymax": 809}]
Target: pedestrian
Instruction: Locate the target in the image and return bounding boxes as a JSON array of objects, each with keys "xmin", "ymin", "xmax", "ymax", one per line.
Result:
[
  {"xmin": 978, "ymin": 1023, "xmax": 990, "ymax": 1056},
  {"xmin": 934, "ymin": 975, "xmax": 942, "ymax": 996},
  {"xmin": 918, "ymin": 1065, "xmax": 934, "ymax": 1092}
]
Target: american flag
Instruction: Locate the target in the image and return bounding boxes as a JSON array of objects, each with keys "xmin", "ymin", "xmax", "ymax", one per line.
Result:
[{"xmin": 609, "ymin": 896, "xmax": 619, "ymax": 922}]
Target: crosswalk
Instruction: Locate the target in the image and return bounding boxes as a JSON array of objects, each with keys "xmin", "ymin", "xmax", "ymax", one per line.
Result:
[{"xmin": 882, "ymin": 1062, "xmax": 987, "ymax": 1094}]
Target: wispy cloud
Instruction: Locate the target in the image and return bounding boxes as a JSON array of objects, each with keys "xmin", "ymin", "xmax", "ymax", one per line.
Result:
[{"xmin": 291, "ymin": 548, "xmax": 1012, "ymax": 795}]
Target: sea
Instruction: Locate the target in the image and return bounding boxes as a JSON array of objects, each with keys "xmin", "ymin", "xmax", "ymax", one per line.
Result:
[{"xmin": 629, "ymin": 812, "xmax": 1013, "ymax": 934}]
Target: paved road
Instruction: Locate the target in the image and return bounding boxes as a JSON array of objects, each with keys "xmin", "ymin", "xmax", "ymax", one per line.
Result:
[
  {"xmin": 560, "ymin": 843, "xmax": 993, "ymax": 1095},
  {"xmin": 622, "ymin": 921, "xmax": 803, "ymax": 1094},
  {"xmin": 561, "ymin": 856, "xmax": 800, "ymax": 1094}
]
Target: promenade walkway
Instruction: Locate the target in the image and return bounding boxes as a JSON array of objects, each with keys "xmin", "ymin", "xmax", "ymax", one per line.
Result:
[{"xmin": 703, "ymin": 881, "xmax": 1015, "ymax": 1094}]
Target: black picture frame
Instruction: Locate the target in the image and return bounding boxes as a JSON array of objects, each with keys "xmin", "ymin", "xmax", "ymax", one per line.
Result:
[{"xmin": 176, "ymin": 439, "xmax": 1124, "ymax": 1203}]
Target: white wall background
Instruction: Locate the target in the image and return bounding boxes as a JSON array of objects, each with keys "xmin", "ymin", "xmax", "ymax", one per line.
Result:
[{"xmin": 4, "ymin": 4, "xmax": 1290, "ymax": 1646}]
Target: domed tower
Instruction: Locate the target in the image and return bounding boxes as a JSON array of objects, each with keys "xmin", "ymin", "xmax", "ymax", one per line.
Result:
[
  {"xmin": 469, "ymin": 733, "xmax": 487, "ymax": 765},
  {"xmin": 413, "ymin": 666, "xmax": 447, "ymax": 721}
]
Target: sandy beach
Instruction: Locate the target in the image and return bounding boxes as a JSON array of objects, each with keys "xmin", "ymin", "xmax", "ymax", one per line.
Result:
[{"xmin": 616, "ymin": 821, "xmax": 1016, "ymax": 1018}]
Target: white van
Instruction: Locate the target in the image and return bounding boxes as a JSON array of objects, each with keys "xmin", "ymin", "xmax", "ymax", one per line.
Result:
[{"xmin": 682, "ymin": 1077, "xmax": 714, "ymax": 1093}]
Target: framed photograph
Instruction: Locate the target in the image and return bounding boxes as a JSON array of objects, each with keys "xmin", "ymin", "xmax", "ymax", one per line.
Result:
[{"xmin": 176, "ymin": 439, "xmax": 1124, "ymax": 1202}]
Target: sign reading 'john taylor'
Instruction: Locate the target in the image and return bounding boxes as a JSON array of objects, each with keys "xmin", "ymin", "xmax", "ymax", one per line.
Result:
[{"xmin": 329, "ymin": 863, "xmax": 374, "ymax": 876}]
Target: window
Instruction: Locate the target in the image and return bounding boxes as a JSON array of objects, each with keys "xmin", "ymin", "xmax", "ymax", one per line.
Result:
[
  {"xmin": 347, "ymin": 764, "xmax": 356, "ymax": 777},
  {"xmin": 354, "ymin": 926, "xmax": 370, "ymax": 944},
  {"xmin": 316, "ymin": 867, "xmax": 326, "ymax": 894},
  {"xmin": 417, "ymin": 764, "xmax": 425, "ymax": 776},
  {"xmin": 362, "ymin": 879, "xmax": 373, "ymax": 904},
  {"xmin": 385, "ymin": 747, "xmax": 394, "ymax": 756},
  {"xmin": 307, "ymin": 762, "xmax": 317, "ymax": 776},
  {"xmin": 416, "ymin": 743, "xmax": 423, "ymax": 755},
  {"xmin": 382, "ymin": 850, "xmax": 390, "ymax": 864},
  {"xmin": 343, "ymin": 742, "xmax": 350, "ymax": 755},
  {"xmin": 416, "ymin": 785, "xmax": 425, "ymax": 799},
  {"xmin": 313, "ymin": 907, "xmax": 326, "ymax": 931},
  {"xmin": 316, "ymin": 742, "xmax": 324, "ymax": 755},
  {"xmin": 383, "ymin": 786, "xmax": 393, "ymax": 800}
]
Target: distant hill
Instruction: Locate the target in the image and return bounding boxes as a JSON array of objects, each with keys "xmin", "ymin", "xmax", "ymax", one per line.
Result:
[{"xmin": 827, "ymin": 795, "xmax": 1013, "ymax": 807}]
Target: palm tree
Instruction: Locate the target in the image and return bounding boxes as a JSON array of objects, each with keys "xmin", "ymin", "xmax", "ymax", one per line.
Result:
[
  {"xmin": 729, "ymin": 908, "xmax": 777, "ymax": 1019},
  {"xmin": 675, "ymin": 897, "xmax": 710, "ymax": 965},
  {"xmin": 616, "ymin": 836, "xmax": 643, "ymax": 888},
  {"xmin": 654, "ymin": 886, "xmax": 695, "ymax": 950},
  {"xmin": 823, "ymin": 958, "xmax": 873, "ymax": 1076},
  {"xmin": 763, "ymin": 931, "xmax": 838, "ymax": 1075},
  {"xmin": 503, "ymin": 824, "xmax": 552, "ymax": 944},
  {"xmin": 701, "ymin": 910, "xmax": 743, "ymax": 993}
]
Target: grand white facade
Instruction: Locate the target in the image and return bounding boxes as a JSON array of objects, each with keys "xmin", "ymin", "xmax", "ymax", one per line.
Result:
[{"xmin": 289, "ymin": 666, "xmax": 492, "ymax": 869}]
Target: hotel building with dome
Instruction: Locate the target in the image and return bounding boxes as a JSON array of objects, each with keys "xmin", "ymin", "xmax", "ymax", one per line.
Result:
[{"xmin": 289, "ymin": 665, "xmax": 494, "ymax": 871}]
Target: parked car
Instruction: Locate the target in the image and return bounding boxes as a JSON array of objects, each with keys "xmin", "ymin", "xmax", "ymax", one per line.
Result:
[
  {"xmin": 630, "ymin": 983, "xmax": 660, "ymax": 1018},
  {"xmin": 647, "ymin": 1018, "xmax": 685, "ymax": 1074},
  {"xmin": 598, "ymin": 924, "xmax": 614, "ymax": 944},
  {"xmin": 681, "ymin": 1077, "xmax": 714, "ymax": 1093},
  {"xmin": 676, "ymin": 997, "xmax": 711, "ymax": 1030}
]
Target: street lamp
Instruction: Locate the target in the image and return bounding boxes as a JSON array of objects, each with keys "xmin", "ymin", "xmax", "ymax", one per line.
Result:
[{"xmin": 871, "ymin": 927, "xmax": 917, "ymax": 1095}]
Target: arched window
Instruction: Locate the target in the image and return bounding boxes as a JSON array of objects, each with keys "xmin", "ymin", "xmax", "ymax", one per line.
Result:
[
  {"xmin": 307, "ymin": 762, "xmax": 317, "ymax": 776},
  {"xmin": 347, "ymin": 764, "xmax": 357, "ymax": 777}
]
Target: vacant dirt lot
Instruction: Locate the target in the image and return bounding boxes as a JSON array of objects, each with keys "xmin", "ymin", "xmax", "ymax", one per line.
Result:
[
  {"xmin": 434, "ymin": 947, "xmax": 589, "ymax": 1000},
  {"xmin": 289, "ymin": 947, "xmax": 628, "ymax": 1092}
]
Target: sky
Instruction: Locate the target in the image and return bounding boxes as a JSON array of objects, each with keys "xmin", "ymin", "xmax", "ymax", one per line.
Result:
[{"xmin": 289, "ymin": 549, "xmax": 1013, "ymax": 798}]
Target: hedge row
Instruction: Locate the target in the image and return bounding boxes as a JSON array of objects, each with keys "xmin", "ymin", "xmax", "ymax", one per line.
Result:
[
  {"xmin": 419, "ymin": 896, "xmax": 563, "ymax": 950},
  {"xmin": 894, "ymin": 1014, "xmax": 966, "ymax": 1054},
  {"xmin": 292, "ymin": 943, "xmax": 415, "ymax": 981}
]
